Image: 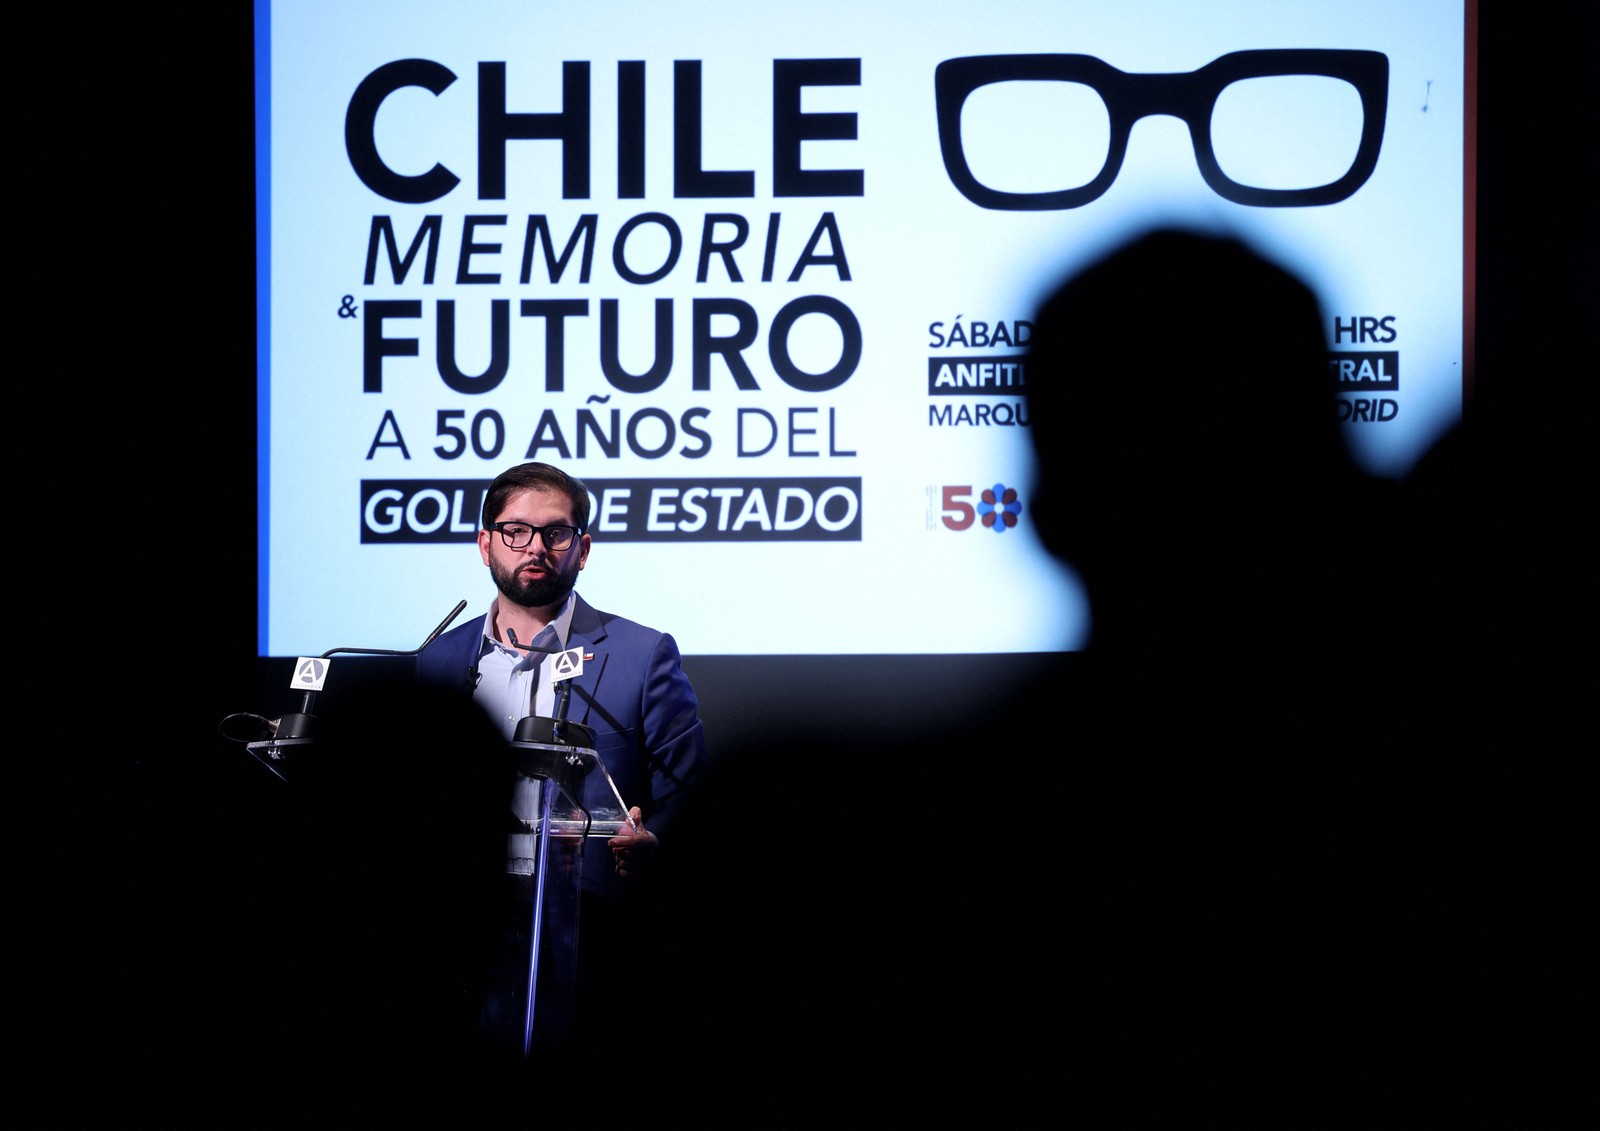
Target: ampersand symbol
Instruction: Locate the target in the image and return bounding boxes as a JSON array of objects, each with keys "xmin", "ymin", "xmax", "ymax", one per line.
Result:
[{"xmin": 337, "ymin": 295, "xmax": 358, "ymax": 318}]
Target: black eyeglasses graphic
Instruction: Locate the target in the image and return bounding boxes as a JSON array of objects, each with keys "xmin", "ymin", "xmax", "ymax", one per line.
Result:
[{"xmin": 935, "ymin": 49, "xmax": 1388, "ymax": 210}]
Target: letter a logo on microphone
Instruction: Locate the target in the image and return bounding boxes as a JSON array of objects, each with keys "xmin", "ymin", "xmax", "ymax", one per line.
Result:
[
  {"xmin": 293, "ymin": 657, "xmax": 330, "ymax": 690},
  {"xmin": 552, "ymin": 648, "xmax": 584, "ymax": 680}
]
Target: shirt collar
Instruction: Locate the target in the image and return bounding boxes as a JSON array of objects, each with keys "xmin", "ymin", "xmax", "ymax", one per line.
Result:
[
  {"xmin": 546, "ymin": 591, "xmax": 577, "ymax": 648},
  {"xmin": 482, "ymin": 590, "xmax": 578, "ymax": 653}
]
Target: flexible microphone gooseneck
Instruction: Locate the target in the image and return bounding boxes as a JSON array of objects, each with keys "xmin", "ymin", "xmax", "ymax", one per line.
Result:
[
  {"xmin": 265, "ymin": 598, "xmax": 469, "ymax": 745},
  {"xmin": 295, "ymin": 597, "xmax": 469, "ymax": 712},
  {"xmin": 504, "ymin": 626, "xmax": 577, "ymax": 744}
]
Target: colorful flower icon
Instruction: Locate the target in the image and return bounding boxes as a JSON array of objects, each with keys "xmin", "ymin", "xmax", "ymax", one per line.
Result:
[{"xmin": 978, "ymin": 483, "xmax": 1021, "ymax": 532}]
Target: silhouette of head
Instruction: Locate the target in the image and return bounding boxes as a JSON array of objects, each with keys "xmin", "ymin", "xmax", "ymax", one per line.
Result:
[{"xmin": 1024, "ymin": 227, "xmax": 1356, "ymax": 657}]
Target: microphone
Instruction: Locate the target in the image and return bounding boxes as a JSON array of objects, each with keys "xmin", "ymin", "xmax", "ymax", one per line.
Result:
[
  {"xmin": 419, "ymin": 598, "xmax": 470, "ymax": 652},
  {"xmin": 505, "ymin": 627, "xmax": 581, "ymax": 745},
  {"xmin": 225, "ymin": 599, "xmax": 469, "ymax": 779},
  {"xmin": 553, "ymin": 677, "xmax": 574, "ymax": 739},
  {"xmin": 502, "ymin": 630, "xmax": 635, "ymax": 835},
  {"xmin": 289, "ymin": 597, "xmax": 469, "ymax": 719},
  {"xmin": 504, "ymin": 627, "xmax": 564, "ymax": 654}
]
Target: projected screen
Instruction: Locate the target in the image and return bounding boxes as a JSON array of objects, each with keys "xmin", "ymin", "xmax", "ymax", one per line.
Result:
[{"xmin": 257, "ymin": 0, "xmax": 1472, "ymax": 659}]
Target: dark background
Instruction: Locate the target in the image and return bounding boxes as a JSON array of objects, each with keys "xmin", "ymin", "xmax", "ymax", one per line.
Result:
[{"xmin": 35, "ymin": 4, "xmax": 1591, "ymax": 1108}]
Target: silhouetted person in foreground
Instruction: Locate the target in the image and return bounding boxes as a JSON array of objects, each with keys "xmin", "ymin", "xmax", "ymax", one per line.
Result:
[
  {"xmin": 1006, "ymin": 227, "xmax": 1520, "ymax": 1103},
  {"xmin": 634, "ymin": 229, "xmax": 1529, "ymax": 1117},
  {"xmin": 1025, "ymin": 228, "xmax": 1389, "ymax": 705}
]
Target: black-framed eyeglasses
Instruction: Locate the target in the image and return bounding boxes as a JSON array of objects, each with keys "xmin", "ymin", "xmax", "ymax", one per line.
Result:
[
  {"xmin": 935, "ymin": 49, "xmax": 1389, "ymax": 210},
  {"xmin": 489, "ymin": 522, "xmax": 582, "ymax": 551}
]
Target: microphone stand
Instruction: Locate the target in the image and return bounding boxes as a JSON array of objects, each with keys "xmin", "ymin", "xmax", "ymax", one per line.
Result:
[
  {"xmin": 240, "ymin": 600, "xmax": 468, "ymax": 780},
  {"xmin": 503, "ymin": 628, "xmax": 603, "ymax": 1054}
]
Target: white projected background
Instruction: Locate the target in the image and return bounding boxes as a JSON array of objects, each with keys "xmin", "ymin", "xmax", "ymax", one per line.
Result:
[{"xmin": 259, "ymin": 0, "xmax": 1468, "ymax": 658}]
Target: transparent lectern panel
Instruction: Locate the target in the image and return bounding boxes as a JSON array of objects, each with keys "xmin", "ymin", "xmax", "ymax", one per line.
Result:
[{"xmin": 512, "ymin": 739, "xmax": 637, "ymax": 837}]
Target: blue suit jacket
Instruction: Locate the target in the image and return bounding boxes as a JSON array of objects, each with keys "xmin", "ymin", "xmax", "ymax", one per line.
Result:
[{"xmin": 415, "ymin": 593, "xmax": 706, "ymax": 898}]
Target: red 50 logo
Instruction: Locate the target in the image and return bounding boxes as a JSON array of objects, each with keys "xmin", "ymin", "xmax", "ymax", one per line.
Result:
[{"xmin": 939, "ymin": 483, "xmax": 1022, "ymax": 532}]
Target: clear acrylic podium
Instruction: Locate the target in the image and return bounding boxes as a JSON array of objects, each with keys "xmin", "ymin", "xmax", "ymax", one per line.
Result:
[{"xmin": 505, "ymin": 719, "xmax": 634, "ymax": 1055}]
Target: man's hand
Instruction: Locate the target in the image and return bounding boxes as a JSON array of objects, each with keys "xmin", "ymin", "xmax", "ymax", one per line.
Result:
[{"xmin": 609, "ymin": 806, "xmax": 658, "ymax": 878}]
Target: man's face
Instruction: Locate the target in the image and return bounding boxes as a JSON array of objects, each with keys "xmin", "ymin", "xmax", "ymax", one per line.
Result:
[{"xmin": 479, "ymin": 487, "xmax": 591, "ymax": 611}]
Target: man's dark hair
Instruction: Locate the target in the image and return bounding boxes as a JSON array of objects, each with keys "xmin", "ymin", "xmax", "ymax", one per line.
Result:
[{"xmin": 480, "ymin": 462, "xmax": 592, "ymax": 531}]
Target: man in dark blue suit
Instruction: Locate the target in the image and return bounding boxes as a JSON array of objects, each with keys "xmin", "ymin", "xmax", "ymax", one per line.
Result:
[{"xmin": 415, "ymin": 460, "xmax": 706, "ymax": 1054}]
